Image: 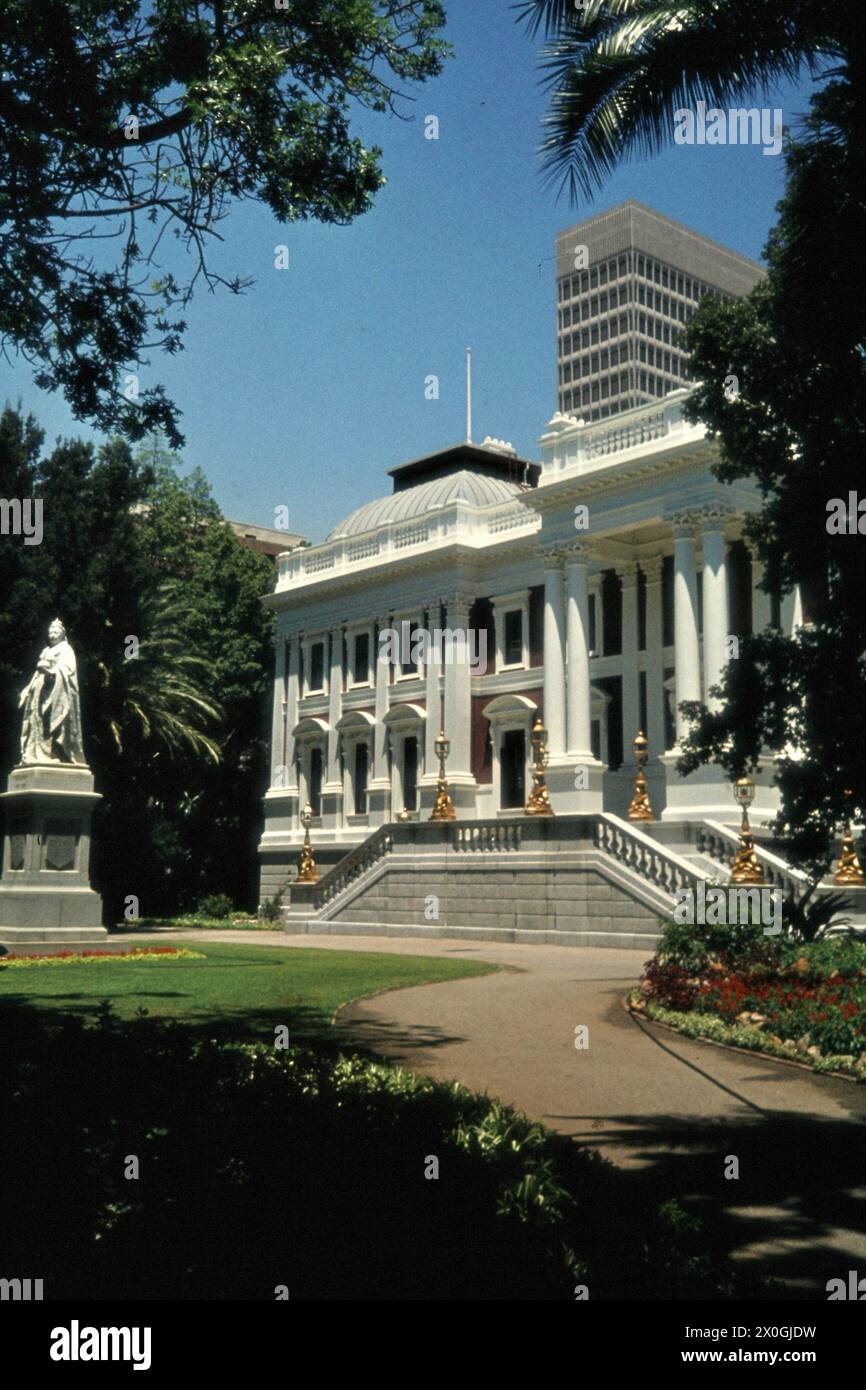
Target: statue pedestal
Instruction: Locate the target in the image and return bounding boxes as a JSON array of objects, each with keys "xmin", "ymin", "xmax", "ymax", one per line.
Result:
[{"xmin": 0, "ymin": 763, "xmax": 107, "ymax": 949}]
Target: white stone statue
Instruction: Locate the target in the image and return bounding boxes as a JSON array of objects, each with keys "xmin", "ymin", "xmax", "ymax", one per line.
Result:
[{"xmin": 19, "ymin": 619, "xmax": 85, "ymax": 765}]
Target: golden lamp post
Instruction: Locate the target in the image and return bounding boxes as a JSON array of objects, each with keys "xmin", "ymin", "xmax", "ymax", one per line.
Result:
[
  {"xmin": 833, "ymin": 790, "xmax": 865, "ymax": 886},
  {"xmin": 730, "ymin": 774, "xmax": 765, "ymax": 884},
  {"xmin": 626, "ymin": 729, "xmax": 654, "ymax": 822},
  {"xmin": 525, "ymin": 717, "xmax": 554, "ymax": 816},
  {"xmin": 429, "ymin": 727, "xmax": 456, "ymax": 821},
  {"xmin": 296, "ymin": 801, "xmax": 319, "ymax": 884}
]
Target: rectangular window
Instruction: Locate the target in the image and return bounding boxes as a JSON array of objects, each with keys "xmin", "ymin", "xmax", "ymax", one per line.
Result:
[
  {"xmin": 601, "ymin": 569, "xmax": 622, "ymax": 656},
  {"xmin": 353, "ymin": 631, "xmax": 370, "ymax": 685},
  {"xmin": 309, "ymin": 641, "xmax": 325, "ymax": 692},
  {"xmin": 354, "ymin": 742, "xmax": 369, "ymax": 815},
  {"xmin": 504, "ymin": 609, "xmax": 523, "ymax": 666},
  {"xmin": 400, "ymin": 626, "xmax": 421, "ymax": 676},
  {"xmin": 663, "ymin": 666, "xmax": 676, "ymax": 750},
  {"xmin": 403, "ymin": 736, "xmax": 418, "ymax": 812},
  {"xmin": 662, "ymin": 555, "xmax": 674, "ymax": 646},
  {"xmin": 309, "ymin": 746, "xmax": 323, "ymax": 816}
]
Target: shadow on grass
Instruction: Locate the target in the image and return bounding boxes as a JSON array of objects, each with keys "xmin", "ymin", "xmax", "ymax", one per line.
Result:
[
  {"xmin": 0, "ymin": 996, "xmax": 744, "ymax": 1301},
  {"xmin": 0, "ymin": 990, "xmax": 355, "ymax": 1053}
]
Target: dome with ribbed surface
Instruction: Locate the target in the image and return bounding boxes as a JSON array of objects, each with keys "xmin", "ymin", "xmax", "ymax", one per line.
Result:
[{"xmin": 325, "ymin": 469, "xmax": 523, "ymax": 540}]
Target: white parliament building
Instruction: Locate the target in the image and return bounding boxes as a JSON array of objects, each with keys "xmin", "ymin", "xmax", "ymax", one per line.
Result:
[{"xmin": 259, "ymin": 390, "xmax": 813, "ymax": 947}]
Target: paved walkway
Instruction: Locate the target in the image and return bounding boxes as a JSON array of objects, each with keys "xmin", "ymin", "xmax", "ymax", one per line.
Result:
[{"xmin": 134, "ymin": 929, "xmax": 866, "ymax": 1295}]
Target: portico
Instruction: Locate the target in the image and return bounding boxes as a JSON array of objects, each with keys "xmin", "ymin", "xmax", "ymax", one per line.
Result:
[{"xmin": 258, "ymin": 396, "xmax": 801, "ymax": 905}]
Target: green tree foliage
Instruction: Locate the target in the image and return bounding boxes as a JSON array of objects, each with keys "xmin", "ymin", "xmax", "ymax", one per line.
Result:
[
  {"xmin": 0, "ymin": 1, "xmax": 448, "ymax": 444},
  {"xmin": 676, "ymin": 74, "xmax": 866, "ymax": 874},
  {"xmin": 520, "ymin": 1, "xmax": 866, "ymax": 871},
  {"xmin": 517, "ymin": 0, "xmax": 863, "ymax": 202},
  {"xmin": 0, "ymin": 408, "xmax": 275, "ymax": 917}
]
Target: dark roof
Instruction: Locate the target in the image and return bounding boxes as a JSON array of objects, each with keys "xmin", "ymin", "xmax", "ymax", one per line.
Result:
[{"xmin": 387, "ymin": 442, "xmax": 540, "ymax": 493}]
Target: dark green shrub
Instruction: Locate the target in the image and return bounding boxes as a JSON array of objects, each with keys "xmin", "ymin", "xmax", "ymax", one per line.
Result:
[
  {"xmin": 259, "ymin": 885, "xmax": 287, "ymax": 923},
  {"xmin": 781, "ymin": 885, "xmax": 853, "ymax": 942},
  {"xmin": 197, "ymin": 892, "xmax": 234, "ymax": 920},
  {"xmin": 0, "ymin": 1003, "xmax": 741, "ymax": 1301},
  {"xmin": 652, "ymin": 914, "xmax": 781, "ymax": 973}
]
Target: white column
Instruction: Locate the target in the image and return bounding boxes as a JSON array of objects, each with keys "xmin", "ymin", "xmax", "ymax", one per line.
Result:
[
  {"xmin": 285, "ymin": 635, "xmax": 299, "ymax": 790},
  {"xmin": 618, "ymin": 560, "xmax": 641, "ymax": 751},
  {"xmin": 425, "ymin": 602, "xmax": 442, "ymax": 773},
  {"xmin": 701, "ymin": 519, "xmax": 729, "ymax": 709},
  {"xmin": 565, "ymin": 544, "xmax": 592, "ymax": 754},
  {"xmin": 748, "ymin": 544, "xmax": 772, "ymax": 633},
  {"xmin": 443, "ymin": 593, "xmax": 472, "ymax": 774},
  {"xmin": 643, "ymin": 556, "xmax": 665, "ymax": 755},
  {"xmin": 373, "ymin": 614, "xmax": 390, "ymax": 782},
  {"xmin": 326, "ymin": 626, "xmax": 343, "ymax": 785},
  {"xmin": 541, "ymin": 549, "xmax": 566, "ymax": 757},
  {"xmin": 671, "ymin": 513, "xmax": 702, "ymax": 742},
  {"xmin": 781, "ymin": 585, "xmax": 803, "ymax": 635},
  {"xmin": 269, "ymin": 634, "xmax": 287, "ymax": 784}
]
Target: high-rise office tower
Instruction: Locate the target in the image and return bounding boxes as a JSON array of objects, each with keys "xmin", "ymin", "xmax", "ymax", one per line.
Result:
[{"xmin": 555, "ymin": 200, "xmax": 765, "ymax": 421}]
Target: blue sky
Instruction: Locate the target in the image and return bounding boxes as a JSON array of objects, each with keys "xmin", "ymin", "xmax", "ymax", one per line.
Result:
[{"xmin": 0, "ymin": 1, "xmax": 821, "ymax": 544}]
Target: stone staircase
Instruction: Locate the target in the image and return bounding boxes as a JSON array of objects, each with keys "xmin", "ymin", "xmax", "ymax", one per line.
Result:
[
  {"xmin": 282, "ymin": 810, "xmax": 866, "ymax": 948},
  {"xmin": 284, "ymin": 813, "xmax": 714, "ymax": 950}
]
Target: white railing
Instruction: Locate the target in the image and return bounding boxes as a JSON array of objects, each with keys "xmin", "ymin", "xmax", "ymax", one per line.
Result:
[
  {"xmin": 595, "ymin": 813, "xmax": 707, "ymax": 902},
  {"xmin": 486, "ymin": 504, "xmax": 540, "ymax": 537},
  {"xmin": 393, "ymin": 522, "xmax": 429, "ymax": 550},
  {"xmin": 540, "ymin": 390, "xmax": 701, "ymax": 478},
  {"xmin": 305, "ymin": 825, "xmax": 394, "ymax": 910},
  {"xmin": 697, "ymin": 820, "xmax": 809, "ymax": 902},
  {"xmin": 587, "ymin": 410, "xmax": 667, "ymax": 459},
  {"xmin": 276, "ymin": 496, "xmax": 540, "ymax": 591},
  {"xmin": 451, "ymin": 822, "xmax": 523, "ymax": 852}
]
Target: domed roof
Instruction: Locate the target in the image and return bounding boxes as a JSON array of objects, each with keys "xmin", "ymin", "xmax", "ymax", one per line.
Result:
[{"xmin": 325, "ymin": 469, "xmax": 524, "ymax": 540}]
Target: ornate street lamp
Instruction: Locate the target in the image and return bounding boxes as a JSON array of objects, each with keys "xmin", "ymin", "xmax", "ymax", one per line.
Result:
[
  {"xmin": 730, "ymin": 774, "xmax": 765, "ymax": 884},
  {"xmin": 526, "ymin": 717, "xmax": 554, "ymax": 816},
  {"xmin": 429, "ymin": 727, "xmax": 456, "ymax": 821},
  {"xmin": 297, "ymin": 801, "xmax": 319, "ymax": 883},
  {"xmin": 833, "ymin": 790, "xmax": 865, "ymax": 886},
  {"xmin": 627, "ymin": 729, "xmax": 654, "ymax": 821}
]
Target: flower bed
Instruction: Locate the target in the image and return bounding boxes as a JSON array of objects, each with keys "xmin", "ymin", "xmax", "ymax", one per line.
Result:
[
  {"xmin": 0, "ymin": 947, "xmax": 204, "ymax": 969},
  {"xmin": 636, "ymin": 923, "xmax": 866, "ymax": 1077}
]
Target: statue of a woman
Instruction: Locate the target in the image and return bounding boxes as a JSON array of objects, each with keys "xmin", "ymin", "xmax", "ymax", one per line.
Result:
[{"xmin": 19, "ymin": 619, "xmax": 85, "ymax": 765}]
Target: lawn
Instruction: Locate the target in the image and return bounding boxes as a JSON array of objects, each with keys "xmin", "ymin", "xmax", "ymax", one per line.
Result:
[{"xmin": 0, "ymin": 941, "xmax": 496, "ymax": 1043}]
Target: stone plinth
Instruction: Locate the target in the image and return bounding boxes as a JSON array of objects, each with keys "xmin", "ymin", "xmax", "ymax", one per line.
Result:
[{"xmin": 0, "ymin": 763, "xmax": 107, "ymax": 947}]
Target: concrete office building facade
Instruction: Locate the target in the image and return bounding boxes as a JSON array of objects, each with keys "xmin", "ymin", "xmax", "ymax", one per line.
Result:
[{"xmin": 555, "ymin": 200, "xmax": 765, "ymax": 420}]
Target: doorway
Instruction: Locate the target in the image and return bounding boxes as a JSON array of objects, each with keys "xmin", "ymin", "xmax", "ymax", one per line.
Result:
[{"xmin": 500, "ymin": 729, "xmax": 526, "ymax": 809}]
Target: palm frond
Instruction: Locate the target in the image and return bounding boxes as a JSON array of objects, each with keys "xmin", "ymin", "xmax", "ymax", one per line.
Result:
[{"xmin": 518, "ymin": 0, "xmax": 837, "ymax": 201}]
